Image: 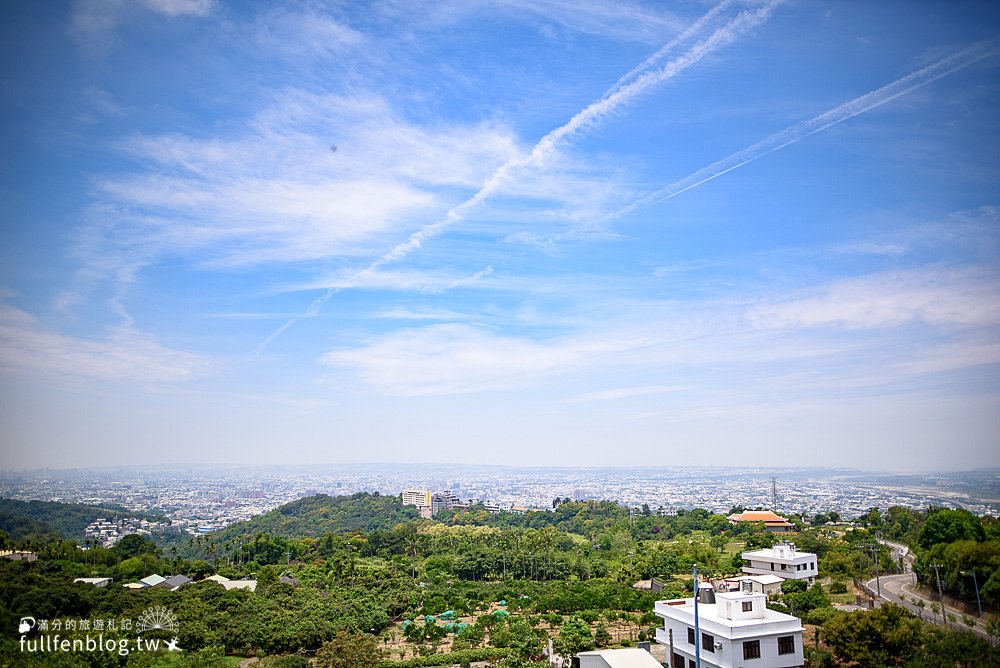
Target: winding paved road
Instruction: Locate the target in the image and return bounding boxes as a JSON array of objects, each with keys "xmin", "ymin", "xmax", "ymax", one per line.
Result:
[{"xmin": 865, "ymin": 573, "xmax": 991, "ymax": 641}]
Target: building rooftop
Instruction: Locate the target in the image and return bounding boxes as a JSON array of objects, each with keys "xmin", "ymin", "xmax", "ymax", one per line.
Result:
[
  {"xmin": 655, "ymin": 592, "xmax": 804, "ymax": 634},
  {"xmin": 207, "ymin": 574, "xmax": 257, "ymax": 591},
  {"xmin": 577, "ymin": 648, "xmax": 662, "ymax": 668},
  {"xmin": 727, "ymin": 510, "xmax": 794, "ymax": 527},
  {"xmin": 742, "ymin": 542, "xmax": 815, "ymax": 561}
]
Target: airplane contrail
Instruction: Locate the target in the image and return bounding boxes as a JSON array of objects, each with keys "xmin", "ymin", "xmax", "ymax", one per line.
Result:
[
  {"xmin": 249, "ymin": 0, "xmax": 782, "ymax": 360},
  {"xmin": 615, "ymin": 40, "xmax": 1000, "ymax": 216},
  {"xmin": 611, "ymin": 0, "xmax": 738, "ymax": 92}
]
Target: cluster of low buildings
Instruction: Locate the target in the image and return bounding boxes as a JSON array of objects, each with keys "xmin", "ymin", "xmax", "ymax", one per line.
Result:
[
  {"xmin": 72, "ymin": 573, "xmax": 261, "ymax": 592},
  {"xmin": 402, "ymin": 488, "xmax": 536, "ymax": 518},
  {"xmin": 83, "ymin": 517, "xmax": 169, "ymax": 548}
]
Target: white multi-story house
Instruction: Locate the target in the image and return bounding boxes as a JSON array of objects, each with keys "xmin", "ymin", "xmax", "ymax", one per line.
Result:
[
  {"xmin": 741, "ymin": 542, "xmax": 817, "ymax": 584},
  {"xmin": 655, "ymin": 590, "xmax": 804, "ymax": 668}
]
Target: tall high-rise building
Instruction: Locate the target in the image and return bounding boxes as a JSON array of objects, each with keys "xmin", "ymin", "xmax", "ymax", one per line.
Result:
[{"xmin": 402, "ymin": 489, "xmax": 432, "ymax": 509}]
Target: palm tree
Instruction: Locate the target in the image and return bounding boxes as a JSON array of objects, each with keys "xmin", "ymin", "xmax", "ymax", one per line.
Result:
[
  {"xmin": 403, "ymin": 534, "xmax": 423, "ymax": 579},
  {"xmin": 539, "ymin": 526, "xmax": 559, "ymax": 579}
]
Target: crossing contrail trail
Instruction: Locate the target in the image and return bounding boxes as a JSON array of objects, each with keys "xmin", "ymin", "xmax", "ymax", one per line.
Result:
[
  {"xmin": 249, "ymin": 1, "xmax": 782, "ymax": 360},
  {"xmin": 614, "ymin": 40, "xmax": 1000, "ymax": 217},
  {"xmin": 612, "ymin": 0, "xmax": 738, "ymax": 92}
]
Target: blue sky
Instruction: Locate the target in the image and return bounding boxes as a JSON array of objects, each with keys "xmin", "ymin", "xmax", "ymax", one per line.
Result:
[{"xmin": 1, "ymin": 0, "xmax": 998, "ymax": 472}]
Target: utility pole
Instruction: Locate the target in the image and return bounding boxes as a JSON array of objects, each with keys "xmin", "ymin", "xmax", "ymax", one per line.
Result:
[
  {"xmin": 931, "ymin": 564, "xmax": 947, "ymax": 628},
  {"xmin": 668, "ymin": 629, "xmax": 675, "ymax": 668},
  {"xmin": 961, "ymin": 570, "xmax": 983, "ymax": 618},
  {"xmin": 871, "ymin": 538, "xmax": 881, "ymax": 599}
]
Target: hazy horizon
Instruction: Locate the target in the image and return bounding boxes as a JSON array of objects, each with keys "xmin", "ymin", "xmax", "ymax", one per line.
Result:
[
  {"xmin": 2, "ymin": 2, "xmax": 999, "ymax": 472},
  {"xmin": 2, "ymin": 461, "xmax": 997, "ymax": 479}
]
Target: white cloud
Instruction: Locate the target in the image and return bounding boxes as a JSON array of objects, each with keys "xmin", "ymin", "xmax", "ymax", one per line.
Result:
[
  {"xmin": 896, "ymin": 339, "xmax": 1000, "ymax": 375},
  {"xmin": 750, "ymin": 267, "xmax": 1000, "ymax": 330},
  {"xmin": 81, "ymin": 86, "xmax": 128, "ymax": 119},
  {"xmin": 282, "ymin": 267, "xmax": 499, "ymax": 294},
  {"xmin": 318, "ymin": 323, "xmax": 626, "ymax": 396},
  {"xmin": 573, "ymin": 384, "xmax": 689, "ymax": 402},
  {"xmin": 652, "ymin": 259, "xmax": 718, "ymax": 277},
  {"xmin": 375, "ymin": 0, "xmax": 683, "ymax": 44},
  {"xmin": 68, "ymin": 0, "xmax": 125, "ymax": 55},
  {"xmin": 830, "ymin": 241, "xmax": 908, "ymax": 257},
  {"xmin": 371, "ymin": 308, "xmax": 473, "ymax": 321},
  {"xmin": 69, "ymin": 0, "xmax": 214, "ymax": 55},
  {"xmin": 495, "ymin": 0, "xmax": 683, "ymax": 43},
  {"xmin": 0, "ymin": 302, "xmax": 216, "ymax": 384},
  {"xmin": 315, "ymin": 260, "xmax": 1000, "ymax": 399},
  {"xmin": 142, "ymin": 0, "xmax": 214, "ymax": 17},
  {"xmin": 80, "ymin": 91, "xmax": 521, "ymax": 273},
  {"xmin": 253, "ymin": 6, "xmax": 364, "ymax": 56}
]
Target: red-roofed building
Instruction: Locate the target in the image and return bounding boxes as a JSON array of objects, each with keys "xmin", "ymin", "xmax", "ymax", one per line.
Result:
[{"xmin": 726, "ymin": 511, "xmax": 795, "ymax": 533}]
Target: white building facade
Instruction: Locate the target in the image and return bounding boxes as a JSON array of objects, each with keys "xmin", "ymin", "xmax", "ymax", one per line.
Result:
[
  {"xmin": 402, "ymin": 489, "xmax": 432, "ymax": 509},
  {"xmin": 741, "ymin": 542, "xmax": 817, "ymax": 584},
  {"xmin": 655, "ymin": 591, "xmax": 804, "ymax": 668}
]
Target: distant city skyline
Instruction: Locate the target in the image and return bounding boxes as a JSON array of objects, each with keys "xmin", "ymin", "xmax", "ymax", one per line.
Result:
[
  {"xmin": 1, "ymin": 2, "xmax": 999, "ymax": 471},
  {"xmin": 3, "ymin": 463, "xmax": 997, "ymax": 524}
]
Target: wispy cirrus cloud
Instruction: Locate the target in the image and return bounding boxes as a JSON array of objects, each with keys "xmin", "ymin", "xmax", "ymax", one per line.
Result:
[
  {"xmin": 318, "ymin": 322, "xmax": 634, "ymax": 396},
  {"xmin": 317, "ymin": 253, "xmax": 1000, "ymax": 398},
  {"xmin": 69, "ymin": 0, "xmax": 215, "ymax": 55},
  {"xmin": 73, "ymin": 90, "xmax": 522, "ymax": 285},
  {"xmin": 0, "ymin": 301, "xmax": 216, "ymax": 384},
  {"xmin": 282, "ymin": 266, "xmax": 500, "ymax": 295},
  {"xmin": 253, "ymin": 0, "xmax": 784, "ymax": 355},
  {"xmin": 376, "ymin": 0, "xmax": 684, "ymax": 44},
  {"xmin": 750, "ymin": 267, "xmax": 1000, "ymax": 330},
  {"xmin": 573, "ymin": 384, "xmax": 690, "ymax": 402}
]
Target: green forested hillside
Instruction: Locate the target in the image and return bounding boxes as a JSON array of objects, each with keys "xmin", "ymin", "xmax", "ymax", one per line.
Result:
[
  {"xmin": 1, "ymin": 497, "xmax": 999, "ymax": 667},
  {"xmin": 0, "ymin": 498, "xmax": 164, "ymax": 541},
  {"xmin": 215, "ymin": 492, "xmax": 421, "ymax": 542}
]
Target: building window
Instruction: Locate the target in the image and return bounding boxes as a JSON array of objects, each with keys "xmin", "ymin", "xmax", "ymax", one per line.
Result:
[
  {"xmin": 672, "ymin": 652, "xmax": 685, "ymax": 668},
  {"xmin": 688, "ymin": 660, "xmax": 696, "ymax": 668},
  {"xmin": 770, "ymin": 563, "xmax": 774, "ymax": 570},
  {"xmin": 743, "ymin": 639, "xmax": 761, "ymax": 659},
  {"xmin": 687, "ymin": 627, "xmax": 695, "ymax": 645},
  {"xmin": 778, "ymin": 635, "xmax": 796, "ymax": 655},
  {"xmin": 742, "ymin": 600, "xmax": 753, "ymax": 612},
  {"xmin": 702, "ymin": 632, "xmax": 715, "ymax": 653}
]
